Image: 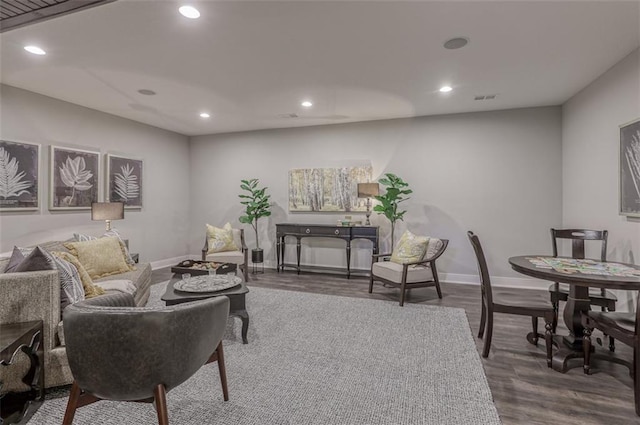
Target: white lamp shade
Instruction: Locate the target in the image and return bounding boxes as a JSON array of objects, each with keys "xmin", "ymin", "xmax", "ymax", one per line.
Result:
[
  {"xmin": 357, "ymin": 183, "xmax": 380, "ymax": 198},
  {"xmin": 91, "ymin": 202, "xmax": 124, "ymax": 221}
]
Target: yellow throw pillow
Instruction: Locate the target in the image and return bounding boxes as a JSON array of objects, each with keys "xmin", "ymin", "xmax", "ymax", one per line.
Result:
[
  {"xmin": 64, "ymin": 237, "xmax": 133, "ymax": 280},
  {"xmin": 52, "ymin": 251, "xmax": 106, "ymax": 298},
  {"xmin": 390, "ymin": 231, "xmax": 430, "ymax": 264},
  {"xmin": 206, "ymin": 223, "xmax": 239, "ymax": 253}
]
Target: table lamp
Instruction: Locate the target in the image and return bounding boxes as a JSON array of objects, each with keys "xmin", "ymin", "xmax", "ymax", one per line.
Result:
[
  {"xmin": 357, "ymin": 183, "xmax": 380, "ymax": 226},
  {"xmin": 91, "ymin": 202, "xmax": 124, "ymax": 231}
]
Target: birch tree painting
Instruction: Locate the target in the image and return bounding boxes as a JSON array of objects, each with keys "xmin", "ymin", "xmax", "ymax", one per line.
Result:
[
  {"xmin": 50, "ymin": 146, "xmax": 99, "ymax": 210},
  {"xmin": 0, "ymin": 140, "xmax": 39, "ymax": 211},
  {"xmin": 621, "ymin": 118, "xmax": 640, "ymax": 217},
  {"xmin": 289, "ymin": 165, "xmax": 372, "ymax": 212},
  {"xmin": 107, "ymin": 154, "xmax": 143, "ymax": 208}
]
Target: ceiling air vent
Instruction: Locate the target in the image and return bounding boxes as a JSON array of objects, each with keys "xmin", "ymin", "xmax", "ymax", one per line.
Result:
[{"xmin": 474, "ymin": 94, "xmax": 498, "ymax": 101}]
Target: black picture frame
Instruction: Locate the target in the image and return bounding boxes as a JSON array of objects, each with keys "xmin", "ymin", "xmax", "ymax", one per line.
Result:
[
  {"xmin": 49, "ymin": 145, "xmax": 100, "ymax": 210},
  {"xmin": 0, "ymin": 140, "xmax": 40, "ymax": 211},
  {"xmin": 620, "ymin": 118, "xmax": 640, "ymax": 217},
  {"xmin": 106, "ymin": 153, "xmax": 143, "ymax": 209}
]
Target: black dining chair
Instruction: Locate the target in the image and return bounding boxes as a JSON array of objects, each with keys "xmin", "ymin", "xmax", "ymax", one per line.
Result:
[
  {"xmin": 549, "ymin": 229, "xmax": 617, "ymax": 350},
  {"xmin": 583, "ymin": 291, "xmax": 640, "ymax": 416},
  {"xmin": 468, "ymin": 231, "xmax": 555, "ymax": 366}
]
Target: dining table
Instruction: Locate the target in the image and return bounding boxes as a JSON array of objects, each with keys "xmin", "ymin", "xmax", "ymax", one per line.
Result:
[{"xmin": 509, "ymin": 255, "xmax": 640, "ymax": 372}]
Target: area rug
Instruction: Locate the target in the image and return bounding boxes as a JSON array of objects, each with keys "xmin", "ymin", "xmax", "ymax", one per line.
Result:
[{"xmin": 28, "ymin": 283, "xmax": 501, "ymax": 424}]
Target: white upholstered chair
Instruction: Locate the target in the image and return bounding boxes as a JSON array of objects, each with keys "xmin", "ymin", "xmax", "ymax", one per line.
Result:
[
  {"xmin": 202, "ymin": 226, "xmax": 249, "ymax": 282},
  {"xmin": 369, "ymin": 236, "xmax": 449, "ymax": 306}
]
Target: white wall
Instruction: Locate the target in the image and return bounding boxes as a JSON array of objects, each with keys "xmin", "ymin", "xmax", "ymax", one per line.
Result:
[
  {"xmin": 0, "ymin": 85, "xmax": 191, "ymax": 264},
  {"xmin": 190, "ymin": 106, "xmax": 562, "ymax": 283},
  {"xmin": 562, "ymin": 49, "xmax": 640, "ymax": 309}
]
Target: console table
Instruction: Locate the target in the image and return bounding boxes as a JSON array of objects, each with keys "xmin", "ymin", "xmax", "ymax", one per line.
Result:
[
  {"xmin": 0, "ymin": 321, "xmax": 44, "ymax": 425},
  {"xmin": 276, "ymin": 223, "xmax": 379, "ymax": 278}
]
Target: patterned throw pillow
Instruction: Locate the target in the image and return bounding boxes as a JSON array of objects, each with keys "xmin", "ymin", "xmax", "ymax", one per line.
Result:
[
  {"xmin": 390, "ymin": 231, "xmax": 430, "ymax": 265},
  {"xmin": 50, "ymin": 254, "xmax": 85, "ymax": 310},
  {"xmin": 64, "ymin": 237, "xmax": 133, "ymax": 280},
  {"xmin": 52, "ymin": 251, "xmax": 105, "ymax": 299},
  {"xmin": 73, "ymin": 228, "xmax": 135, "ymax": 266},
  {"xmin": 206, "ymin": 223, "xmax": 239, "ymax": 253},
  {"xmin": 4, "ymin": 246, "xmax": 25, "ymax": 273}
]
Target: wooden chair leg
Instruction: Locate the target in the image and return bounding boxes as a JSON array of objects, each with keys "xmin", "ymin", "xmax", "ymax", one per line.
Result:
[
  {"xmin": 583, "ymin": 327, "xmax": 592, "ymax": 375},
  {"xmin": 432, "ymin": 268, "xmax": 443, "ymax": 299},
  {"xmin": 551, "ymin": 300, "xmax": 559, "ymax": 333},
  {"xmin": 368, "ymin": 275, "xmax": 374, "ymax": 294},
  {"xmin": 216, "ymin": 342, "xmax": 229, "ymax": 401},
  {"xmin": 153, "ymin": 384, "xmax": 169, "ymax": 425},
  {"xmin": 530, "ymin": 317, "xmax": 539, "ymax": 345},
  {"xmin": 609, "ymin": 303, "xmax": 616, "ymax": 352},
  {"xmin": 399, "ymin": 281, "xmax": 407, "ymax": 307},
  {"xmin": 634, "ymin": 345, "xmax": 640, "ymax": 416},
  {"xmin": 478, "ymin": 303, "xmax": 486, "ymax": 339},
  {"xmin": 544, "ymin": 319, "xmax": 553, "ymax": 368},
  {"xmin": 482, "ymin": 311, "xmax": 493, "ymax": 358},
  {"xmin": 63, "ymin": 381, "xmax": 82, "ymax": 425}
]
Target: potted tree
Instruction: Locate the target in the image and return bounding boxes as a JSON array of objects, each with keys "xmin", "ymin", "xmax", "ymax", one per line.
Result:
[
  {"xmin": 373, "ymin": 173, "xmax": 412, "ymax": 251},
  {"xmin": 239, "ymin": 178, "xmax": 271, "ymax": 265}
]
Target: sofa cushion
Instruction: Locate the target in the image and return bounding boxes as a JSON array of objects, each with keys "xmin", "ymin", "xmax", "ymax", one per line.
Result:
[
  {"xmin": 13, "ymin": 246, "xmax": 56, "ymax": 272},
  {"xmin": 52, "ymin": 251, "xmax": 105, "ymax": 299},
  {"xmin": 64, "ymin": 237, "xmax": 133, "ymax": 279},
  {"xmin": 206, "ymin": 223, "xmax": 239, "ymax": 253},
  {"xmin": 390, "ymin": 231, "xmax": 429, "ymax": 264},
  {"xmin": 73, "ymin": 228, "xmax": 135, "ymax": 266}
]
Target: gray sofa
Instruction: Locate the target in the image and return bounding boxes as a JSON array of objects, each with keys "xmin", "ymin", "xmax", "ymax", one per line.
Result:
[{"xmin": 0, "ymin": 240, "xmax": 152, "ymax": 390}]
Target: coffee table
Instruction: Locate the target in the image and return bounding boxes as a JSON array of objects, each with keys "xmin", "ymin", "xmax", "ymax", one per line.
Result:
[{"xmin": 161, "ymin": 276, "xmax": 250, "ymax": 344}]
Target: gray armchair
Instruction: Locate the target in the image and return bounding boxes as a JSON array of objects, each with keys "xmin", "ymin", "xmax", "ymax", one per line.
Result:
[{"xmin": 62, "ymin": 292, "xmax": 230, "ymax": 425}]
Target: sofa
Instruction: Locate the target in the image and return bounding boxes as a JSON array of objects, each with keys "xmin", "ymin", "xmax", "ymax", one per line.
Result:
[{"xmin": 0, "ymin": 240, "xmax": 152, "ymax": 390}]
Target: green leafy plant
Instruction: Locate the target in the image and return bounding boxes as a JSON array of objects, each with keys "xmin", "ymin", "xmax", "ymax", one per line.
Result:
[
  {"xmin": 239, "ymin": 178, "xmax": 271, "ymax": 250},
  {"xmin": 373, "ymin": 173, "xmax": 412, "ymax": 250}
]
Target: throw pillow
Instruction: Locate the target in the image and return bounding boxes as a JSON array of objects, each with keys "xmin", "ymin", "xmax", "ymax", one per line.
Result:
[
  {"xmin": 64, "ymin": 237, "xmax": 133, "ymax": 279},
  {"xmin": 4, "ymin": 246, "xmax": 25, "ymax": 273},
  {"xmin": 390, "ymin": 230, "xmax": 430, "ymax": 265},
  {"xmin": 206, "ymin": 223, "xmax": 239, "ymax": 253},
  {"xmin": 13, "ymin": 246, "xmax": 56, "ymax": 272},
  {"xmin": 50, "ymin": 254, "xmax": 85, "ymax": 311},
  {"xmin": 73, "ymin": 229, "xmax": 135, "ymax": 266},
  {"xmin": 52, "ymin": 251, "xmax": 105, "ymax": 298}
]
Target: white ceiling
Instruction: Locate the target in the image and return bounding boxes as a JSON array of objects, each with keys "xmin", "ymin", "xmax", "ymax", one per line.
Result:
[{"xmin": 1, "ymin": 0, "xmax": 639, "ymax": 137}]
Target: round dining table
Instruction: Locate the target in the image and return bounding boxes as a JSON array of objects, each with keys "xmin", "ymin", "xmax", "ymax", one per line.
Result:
[{"xmin": 509, "ymin": 255, "xmax": 640, "ymax": 372}]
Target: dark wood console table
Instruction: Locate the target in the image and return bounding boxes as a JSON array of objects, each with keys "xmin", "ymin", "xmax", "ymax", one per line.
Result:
[
  {"xmin": 1, "ymin": 320, "xmax": 45, "ymax": 424},
  {"xmin": 276, "ymin": 223, "xmax": 379, "ymax": 278}
]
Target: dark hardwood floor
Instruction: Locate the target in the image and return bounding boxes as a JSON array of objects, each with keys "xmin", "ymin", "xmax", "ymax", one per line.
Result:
[{"xmin": 152, "ymin": 267, "xmax": 639, "ymax": 425}]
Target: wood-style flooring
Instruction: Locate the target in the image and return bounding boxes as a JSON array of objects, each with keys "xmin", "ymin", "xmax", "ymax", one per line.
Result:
[{"xmin": 151, "ymin": 267, "xmax": 639, "ymax": 425}]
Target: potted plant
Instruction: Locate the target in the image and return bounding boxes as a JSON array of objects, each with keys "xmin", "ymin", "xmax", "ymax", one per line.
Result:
[
  {"xmin": 373, "ymin": 173, "xmax": 412, "ymax": 251},
  {"xmin": 239, "ymin": 178, "xmax": 271, "ymax": 264}
]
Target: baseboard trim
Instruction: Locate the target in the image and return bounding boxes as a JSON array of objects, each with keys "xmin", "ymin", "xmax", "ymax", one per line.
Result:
[
  {"xmin": 442, "ymin": 272, "xmax": 550, "ymax": 290},
  {"xmin": 150, "ymin": 255, "xmax": 193, "ymax": 270}
]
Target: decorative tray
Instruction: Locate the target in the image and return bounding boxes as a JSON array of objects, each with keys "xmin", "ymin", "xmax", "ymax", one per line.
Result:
[
  {"xmin": 174, "ymin": 275, "xmax": 242, "ymax": 293},
  {"xmin": 171, "ymin": 260, "xmax": 237, "ymax": 276}
]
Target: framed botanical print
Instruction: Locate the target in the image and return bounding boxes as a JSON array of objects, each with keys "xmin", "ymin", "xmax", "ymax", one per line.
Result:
[
  {"xmin": 620, "ymin": 118, "xmax": 640, "ymax": 217},
  {"xmin": 49, "ymin": 145, "xmax": 100, "ymax": 210},
  {"xmin": 106, "ymin": 153, "xmax": 143, "ymax": 209},
  {"xmin": 0, "ymin": 140, "xmax": 40, "ymax": 211}
]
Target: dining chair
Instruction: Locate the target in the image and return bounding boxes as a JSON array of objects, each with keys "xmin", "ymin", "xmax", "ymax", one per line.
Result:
[
  {"xmin": 582, "ymin": 292, "xmax": 640, "ymax": 416},
  {"xmin": 549, "ymin": 228, "xmax": 617, "ymax": 350},
  {"xmin": 467, "ymin": 231, "xmax": 555, "ymax": 366}
]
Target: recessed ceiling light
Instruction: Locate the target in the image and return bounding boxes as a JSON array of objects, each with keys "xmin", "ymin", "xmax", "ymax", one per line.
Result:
[
  {"xmin": 24, "ymin": 45, "xmax": 46, "ymax": 55},
  {"xmin": 137, "ymin": 89, "xmax": 156, "ymax": 96},
  {"xmin": 179, "ymin": 5, "xmax": 200, "ymax": 19},
  {"xmin": 199, "ymin": 112, "xmax": 210, "ymax": 118},
  {"xmin": 301, "ymin": 101, "xmax": 313, "ymax": 107},
  {"xmin": 443, "ymin": 37, "xmax": 469, "ymax": 50},
  {"xmin": 439, "ymin": 86, "xmax": 453, "ymax": 93}
]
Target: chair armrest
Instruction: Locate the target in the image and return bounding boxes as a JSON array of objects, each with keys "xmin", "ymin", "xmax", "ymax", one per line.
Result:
[{"xmin": 399, "ymin": 239, "xmax": 450, "ymax": 267}]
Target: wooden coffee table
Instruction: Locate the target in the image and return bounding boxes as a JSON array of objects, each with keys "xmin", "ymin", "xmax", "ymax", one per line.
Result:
[{"xmin": 161, "ymin": 276, "xmax": 250, "ymax": 344}]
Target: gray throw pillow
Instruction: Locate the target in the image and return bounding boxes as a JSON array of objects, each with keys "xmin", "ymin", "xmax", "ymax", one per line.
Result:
[
  {"xmin": 4, "ymin": 246, "xmax": 25, "ymax": 273},
  {"xmin": 13, "ymin": 246, "xmax": 56, "ymax": 272}
]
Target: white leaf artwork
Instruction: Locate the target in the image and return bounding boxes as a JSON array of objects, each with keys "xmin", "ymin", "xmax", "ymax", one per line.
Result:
[
  {"xmin": 59, "ymin": 156, "xmax": 93, "ymax": 206},
  {"xmin": 0, "ymin": 147, "xmax": 32, "ymax": 199},
  {"xmin": 114, "ymin": 163, "xmax": 139, "ymax": 200}
]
